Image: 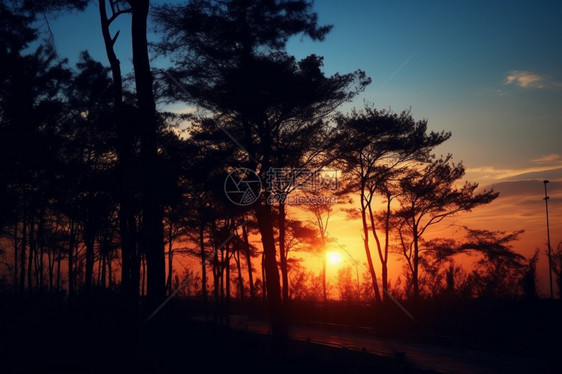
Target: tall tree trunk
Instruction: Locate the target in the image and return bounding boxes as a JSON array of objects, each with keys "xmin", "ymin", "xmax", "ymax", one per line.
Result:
[
  {"xmin": 27, "ymin": 215, "xmax": 34, "ymax": 292},
  {"xmin": 261, "ymin": 251, "xmax": 266, "ymax": 302},
  {"xmin": 225, "ymin": 243, "xmax": 231, "ymax": 327},
  {"xmin": 319, "ymin": 227, "xmax": 326, "ymax": 302},
  {"xmin": 322, "ymin": 249, "xmax": 327, "ymax": 302},
  {"xmin": 278, "ymin": 202, "xmax": 289, "ymax": 303},
  {"xmin": 219, "ymin": 244, "xmax": 225, "ymax": 324},
  {"xmin": 84, "ymin": 225, "xmax": 95, "ymax": 292},
  {"xmin": 360, "ymin": 189, "xmax": 381, "ymax": 304},
  {"xmin": 20, "ymin": 211, "xmax": 27, "ymax": 293},
  {"xmin": 412, "ymin": 223, "xmax": 420, "ymax": 300},
  {"xmin": 56, "ymin": 246, "xmax": 62, "ymax": 291},
  {"xmin": 235, "ymin": 246, "xmax": 244, "ymax": 300},
  {"xmin": 256, "ymin": 202, "xmax": 287, "ymax": 340},
  {"xmin": 99, "ymin": 0, "xmax": 139, "ymax": 305},
  {"xmin": 368, "ymin": 200, "xmax": 386, "ymax": 302},
  {"xmin": 166, "ymin": 221, "xmax": 173, "ymax": 294},
  {"xmin": 101, "ymin": 253, "xmax": 106, "ymax": 288},
  {"xmin": 108, "ymin": 253, "xmax": 114, "ymax": 288},
  {"xmin": 13, "ymin": 222, "xmax": 18, "ymax": 292},
  {"xmin": 68, "ymin": 220, "xmax": 75, "ymax": 297},
  {"xmin": 199, "ymin": 221, "xmax": 208, "ymax": 318},
  {"xmin": 213, "ymin": 246, "xmax": 220, "ymax": 323},
  {"xmin": 37, "ymin": 211, "xmax": 45, "ymax": 290},
  {"xmin": 130, "ymin": 0, "xmax": 165, "ymax": 310},
  {"xmin": 383, "ymin": 196, "xmax": 392, "ymax": 302},
  {"xmin": 47, "ymin": 243, "xmax": 54, "ymax": 291},
  {"xmin": 242, "ymin": 224, "xmax": 254, "ymax": 299}
]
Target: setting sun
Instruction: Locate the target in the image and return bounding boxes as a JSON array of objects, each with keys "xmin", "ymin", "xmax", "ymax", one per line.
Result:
[{"xmin": 326, "ymin": 250, "xmax": 343, "ymax": 266}]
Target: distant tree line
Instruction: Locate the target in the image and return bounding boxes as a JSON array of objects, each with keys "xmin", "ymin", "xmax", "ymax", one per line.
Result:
[{"xmin": 0, "ymin": 0, "xmax": 556, "ymax": 339}]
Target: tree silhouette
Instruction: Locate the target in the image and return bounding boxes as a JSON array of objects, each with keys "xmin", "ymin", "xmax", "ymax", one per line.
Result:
[
  {"xmin": 396, "ymin": 157, "xmax": 499, "ymax": 299},
  {"xmin": 98, "ymin": 0, "xmax": 142, "ymax": 305},
  {"xmin": 128, "ymin": 0, "xmax": 167, "ymax": 311},
  {"xmin": 335, "ymin": 107, "xmax": 449, "ymax": 303},
  {"xmin": 154, "ymin": 0, "xmax": 368, "ymax": 339},
  {"xmin": 0, "ymin": 2, "xmax": 77, "ymax": 292}
]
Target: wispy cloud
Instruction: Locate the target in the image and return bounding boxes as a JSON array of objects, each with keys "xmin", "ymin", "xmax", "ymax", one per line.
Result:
[
  {"xmin": 533, "ymin": 153, "xmax": 562, "ymax": 164},
  {"xmin": 505, "ymin": 70, "xmax": 546, "ymax": 88},
  {"xmin": 504, "ymin": 70, "xmax": 562, "ymax": 89},
  {"xmin": 466, "ymin": 164, "xmax": 562, "ymax": 184}
]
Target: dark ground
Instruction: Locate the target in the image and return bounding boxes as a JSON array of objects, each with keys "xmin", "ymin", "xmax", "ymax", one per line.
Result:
[
  {"xmin": 0, "ymin": 292, "xmax": 435, "ymax": 374},
  {"xmin": 1, "ymin": 292, "xmax": 561, "ymax": 373}
]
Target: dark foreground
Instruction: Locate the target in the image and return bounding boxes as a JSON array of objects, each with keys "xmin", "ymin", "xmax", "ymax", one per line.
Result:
[
  {"xmin": 2, "ymin": 293, "xmax": 561, "ymax": 373},
  {"xmin": 1, "ymin": 293, "xmax": 435, "ymax": 374}
]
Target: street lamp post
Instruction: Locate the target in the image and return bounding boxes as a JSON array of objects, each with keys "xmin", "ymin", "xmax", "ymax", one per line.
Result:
[{"xmin": 543, "ymin": 180, "xmax": 553, "ymax": 300}]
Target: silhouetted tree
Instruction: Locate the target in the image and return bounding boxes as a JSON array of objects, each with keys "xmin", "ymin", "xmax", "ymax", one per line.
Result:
[
  {"xmin": 98, "ymin": 0, "xmax": 143, "ymax": 305},
  {"xmin": 62, "ymin": 51, "xmax": 119, "ymax": 293},
  {"xmin": 396, "ymin": 156, "xmax": 498, "ymax": 300},
  {"xmin": 128, "ymin": 0, "xmax": 167, "ymax": 311},
  {"xmin": 154, "ymin": 0, "xmax": 368, "ymax": 339},
  {"xmin": 459, "ymin": 227, "xmax": 527, "ymax": 298},
  {"xmin": 0, "ymin": 1, "xmax": 80, "ymax": 292},
  {"xmin": 335, "ymin": 107, "xmax": 449, "ymax": 303},
  {"xmin": 303, "ymin": 197, "xmax": 333, "ymax": 302},
  {"xmin": 521, "ymin": 249, "xmax": 539, "ymax": 300}
]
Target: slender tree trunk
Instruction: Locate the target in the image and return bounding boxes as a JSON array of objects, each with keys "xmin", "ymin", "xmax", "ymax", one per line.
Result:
[
  {"xmin": 319, "ymin": 229, "xmax": 326, "ymax": 302},
  {"xmin": 108, "ymin": 254, "xmax": 114, "ymax": 289},
  {"xmin": 56, "ymin": 247, "xmax": 62, "ymax": 291},
  {"xmin": 37, "ymin": 211, "xmax": 45, "ymax": 290},
  {"xmin": 84, "ymin": 225, "xmax": 95, "ymax": 292},
  {"xmin": 242, "ymin": 224, "xmax": 254, "ymax": 299},
  {"xmin": 68, "ymin": 220, "xmax": 75, "ymax": 297},
  {"xmin": 48, "ymin": 244, "xmax": 54, "ymax": 291},
  {"xmin": 360, "ymin": 190, "xmax": 381, "ymax": 304},
  {"xmin": 225, "ymin": 243, "xmax": 231, "ymax": 327},
  {"xmin": 213, "ymin": 248, "xmax": 220, "ymax": 323},
  {"xmin": 99, "ymin": 0, "xmax": 139, "ymax": 306},
  {"xmin": 141, "ymin": 254, "xmax": 146, "ymax": 297},
  {"xmin": 101, "ymin": 253, "xmax": 106, "ymax": 288},
  {"xmin": 130, "ymin": 0, "xmax": 166, "ymax": 310},
  {"xmin": 412, "ymin": 223, "xmax": 420, "ymax": 300},
  {"xmin": 28, "ymin": 215, "xmax": 35, "ymax": 293},
  {"xmin": 219, "ymin": 245, "xmax": 224, "ymax": 324},
  {"xmin": 20, "ymin": 211, "xmax": 27, "ymax": 293},
  {"xmin": 261, "ymin": 251, "xmax": 266, "ymax": 302},
  {"xmin": 166, "ymin": 221, "xmax": 173, "ymax": 295},
  {"xmin": 368, "ymin": 200, "xmax": 385, "ymax": 302},
  {"xmin": 278, "ymin": 202, "xmax": 289, "ymax": 302},
  {"xmin": 96, "ymin": 249, "xmax": 102, "ymax": 287},
  {"xmin": 199, "ymin": 221, "xmax": 208, "ymax": 319},
  {"xmin": 256, "ymin": 202, "xmax": 287, "ymax": 340},
  {"xmin": 235, "ymin": 247, "xmax": 244, "ymax": 300},
  {"xmin": 13, "ymin": 222, "xmax": 18, "ymax": 292}
]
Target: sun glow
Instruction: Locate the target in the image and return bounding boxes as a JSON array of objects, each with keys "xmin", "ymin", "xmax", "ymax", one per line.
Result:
[{"xmin": 326, "ymin": 250, "xmax": 342, "ymax": 266}]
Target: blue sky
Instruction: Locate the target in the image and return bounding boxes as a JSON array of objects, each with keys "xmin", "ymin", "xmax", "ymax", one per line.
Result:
[
  {"xmin": 286, "ymin": 0, "xmax": 562, "ymax": 181},
  {"xmin": 46, "ymin": 0, "xmax": 562, "ymax": 182}
]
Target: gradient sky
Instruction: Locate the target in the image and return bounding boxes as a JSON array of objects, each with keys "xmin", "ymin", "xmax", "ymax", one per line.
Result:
[
  {"xmin": 46, "ymin": 0, "xmax": 562, "ymax": 295},
  {"xmin": 46, "ymin": 0, "xmax": 562, "ymax": 179},
  {"xmin": 287, "ymin": 0, "xmax": 562, "ymax": 295}
]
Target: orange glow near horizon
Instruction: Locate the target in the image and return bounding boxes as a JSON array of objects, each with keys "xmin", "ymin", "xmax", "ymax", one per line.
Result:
[
  {"xmin": 166, "ymin": 180, "xmax": 561, "ymax": 300},
  {"xmin": 326, "ymin": 250, "xmax": 342, "ymax": 266}
]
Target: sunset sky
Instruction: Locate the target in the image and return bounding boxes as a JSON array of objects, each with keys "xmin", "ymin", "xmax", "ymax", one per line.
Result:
[
  {"xmin": 46, "ymin": 0, "xmax": 561, "ymax": 296},
  {"xmin": 286, "ymin": 0, "xmax": 562, "ymax": 296}
]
